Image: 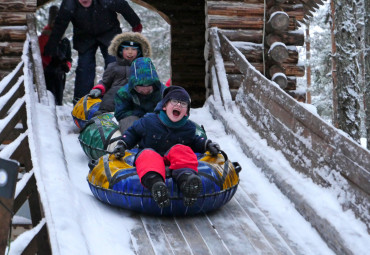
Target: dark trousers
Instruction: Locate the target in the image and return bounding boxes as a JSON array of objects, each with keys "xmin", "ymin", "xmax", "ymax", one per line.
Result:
[
  {"xmin": 74, "ymin": 42, "xmax": 115, "ymax": 102},
  {"xmin": 44, "ymin": 66, "xmax": 65, "ymax": 105}
]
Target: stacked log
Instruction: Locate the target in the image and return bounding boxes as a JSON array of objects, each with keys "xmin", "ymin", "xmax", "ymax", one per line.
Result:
[
  {"xmin": 0, "ymin": 0, "xmax": 36, "ymax": 79},
  {"xmin": 206, "ymin": 0, "xmax": 324, "ymax": 102}
]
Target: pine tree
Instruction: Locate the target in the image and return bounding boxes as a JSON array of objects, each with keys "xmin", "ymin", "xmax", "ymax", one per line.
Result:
[{"xmin": 333, "ymin": 0, "xmax": 361, "ymax": 141}]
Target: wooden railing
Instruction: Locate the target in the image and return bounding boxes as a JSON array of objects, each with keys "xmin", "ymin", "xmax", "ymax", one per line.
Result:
[
  {"xmin": 207, "ymin": 27, "xmax": 370, "ymax": 255},
  {"xmin": 0, "ymin": 14, "xmax": 51, "ymax": 254}
]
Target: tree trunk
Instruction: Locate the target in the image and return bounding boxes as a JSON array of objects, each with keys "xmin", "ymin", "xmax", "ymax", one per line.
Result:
[
  {"xmin": 333, "ymin": 0, "xmax": 361, "ymax": 142},
  {"xmin": 330, "ymin": 0, "xmax": 338, "ymax": 127},
  {"xmin": 365, "ymin": 0, "xmax": 370, "ymax": 149}
]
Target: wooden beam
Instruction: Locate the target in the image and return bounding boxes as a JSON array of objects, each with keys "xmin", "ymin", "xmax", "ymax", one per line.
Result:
[
  {"xmin": 0, "ymin": 13, "xmax": 27, "ymax": 26},
  {"xmin": 0, "ymin": 0, "xmax": 37, "ymax": 12},
  {"xmin": 0, "ymin": 42, "xmax": 24, "ymax": 56},
  {"xmin": 0, "ymin": 28, "xmax": 27, "ymax": 42}
]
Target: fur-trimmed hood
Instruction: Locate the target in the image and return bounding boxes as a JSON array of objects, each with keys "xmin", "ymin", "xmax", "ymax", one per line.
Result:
[{"xmin": 108, "ymin": 32, "xmax": 151, "ymax": 58}]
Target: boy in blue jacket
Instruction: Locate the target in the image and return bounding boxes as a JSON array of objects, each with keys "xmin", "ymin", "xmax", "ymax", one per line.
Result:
[{"xmin": 113, "ymin": 86, "xmax": 221, "ymax": 208}]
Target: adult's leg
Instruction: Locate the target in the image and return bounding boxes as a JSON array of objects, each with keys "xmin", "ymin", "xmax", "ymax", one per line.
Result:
[
  {"xmin": 74, "ymin": 46, "xmax": 97, "ymax": 103},
  {"xmin": 99, "ymin": 43, "xmax": 116, "ymax": 69}
]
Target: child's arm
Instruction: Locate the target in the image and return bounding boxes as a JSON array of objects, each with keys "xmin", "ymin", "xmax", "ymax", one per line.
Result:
[{"xmin": 114, "ymin": 90, "xmax": 134, "ymax": 121}]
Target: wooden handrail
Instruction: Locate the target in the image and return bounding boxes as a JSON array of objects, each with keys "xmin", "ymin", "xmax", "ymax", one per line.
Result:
[{"xmin": 208, "ymin": 27, "xmax": 370, "ymax": 254}]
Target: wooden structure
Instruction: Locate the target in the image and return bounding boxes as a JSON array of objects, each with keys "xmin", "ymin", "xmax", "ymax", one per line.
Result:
[
  {"xmin": 207, "ymin": 28, "xmax": 370, "ymax": 254},
  {"xmin": 1, "ymin": 0, "xmax": 323, "ymax": 106},
  {"xmin": 2, "ymin": 1, "xmax": 370, "ymax": 254}
]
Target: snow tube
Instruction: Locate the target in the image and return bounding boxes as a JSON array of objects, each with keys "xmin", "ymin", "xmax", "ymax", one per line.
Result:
[
  {"xmin": 87, "ymin": 150, "xmax": 241, "ymax": 216},
  {"xmin": 72, "ymin": 95, "xmax": 102, "ymax": 129},
  {"xmin": 78, "ymin": 113, "xmax": 122, "ymax": 160}
]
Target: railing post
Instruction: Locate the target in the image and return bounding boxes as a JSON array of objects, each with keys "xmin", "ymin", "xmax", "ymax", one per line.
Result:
[
  {"xmin": 26, "ymin": 14, "xmax": 49, "ymax": 106},
  {"xmin": 0, "ymin": 158, "xmax": 19, "ymax": 254}
]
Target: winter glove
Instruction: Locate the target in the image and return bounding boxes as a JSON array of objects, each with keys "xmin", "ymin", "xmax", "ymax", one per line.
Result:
[
  {"xmin": 206, "ymin": 140, "xmax": 221, "ymax": 156},
  {"xmin": 89, "ymin": 89, "xmax": 102, "ymax": 98},
  {"xmin": 132, "ymin": 23, "xmax": 143, "ymax": 33},
  {"xmin": 61, "ymin": 62, "xmax": 70, "ymax": 73},
  {"xmin": 113, "ymin": 140, "xmax": 126, "ymax": 159}
]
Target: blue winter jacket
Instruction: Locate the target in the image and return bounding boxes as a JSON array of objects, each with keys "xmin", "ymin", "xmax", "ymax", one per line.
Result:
[
  {"xmin": 122, "ymin": 113, "xmax": 207, "ymax": 156},
  {"xmin": 114, "ymin": 58, "xmax": 166, "ymax": 121}
]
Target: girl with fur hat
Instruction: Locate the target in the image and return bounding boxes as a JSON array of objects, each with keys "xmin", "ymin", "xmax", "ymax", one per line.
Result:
[
  {"xmin": 89, "ymin": 32, "xmax": 152, "ymax": 114},
  {"xmin": 113, "ymin": 86, "xmax": 221, "ymax": 208}
]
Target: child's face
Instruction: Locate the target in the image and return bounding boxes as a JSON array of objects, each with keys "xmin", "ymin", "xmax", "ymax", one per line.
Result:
[
  {"xmin": 134, "ymin": 85, "xmax": 153, "ymax": 95},
  {"xmin": 163, "ymin": 99, "xmax": 188, "ymax": 122},
  {"xmin": 122, "ymin": 47, "xmax": 138, "ymax": 62}
]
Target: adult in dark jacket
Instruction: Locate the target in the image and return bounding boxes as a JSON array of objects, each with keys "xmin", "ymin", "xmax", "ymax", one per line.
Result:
[
  {"xmin": 43, "ymin": 0, "xmax": 142, "ymax": 104},
  {"xmin": 113, "ymin": 86, "xmax": 221, "ymax": 208},
  {"xmin": 114, "ymin": 57, "xmax": 166, "ymax": 133},
  {"xmin": 89, "ymin": 32, "xmax": 152, "ymax": 114}
]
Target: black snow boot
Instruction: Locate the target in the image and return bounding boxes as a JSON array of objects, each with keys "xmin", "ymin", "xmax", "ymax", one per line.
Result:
[
  {"xmin": 142, "ymin": 172, "xmax": 170, "ymax": 208},
  {"xmin": 177, "ymin": 172, "xmax": 203, "ymax": 207}
]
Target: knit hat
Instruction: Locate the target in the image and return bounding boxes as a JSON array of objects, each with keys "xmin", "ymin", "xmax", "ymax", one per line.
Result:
[
  {"xmin": 162, "ymin": 86, "xmax": 191, "ymax": 114},
  {"xmin": 117, "ymin": 41, "xmax": 142, "ymax": 58},
  {"xmin": 48, "ymin": 6, "xmax": 59, "ymax": 27}
]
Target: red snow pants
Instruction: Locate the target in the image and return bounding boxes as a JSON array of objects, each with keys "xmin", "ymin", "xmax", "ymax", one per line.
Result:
[{"xmin": 135, "ymin": 144, "xmax": 199, "ymax": 182}]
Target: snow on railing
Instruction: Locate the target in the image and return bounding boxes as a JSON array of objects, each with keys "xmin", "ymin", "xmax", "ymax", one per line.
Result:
[{"xmin": 208, "ymin": 27, "xmax": 370, "ymax": 254}]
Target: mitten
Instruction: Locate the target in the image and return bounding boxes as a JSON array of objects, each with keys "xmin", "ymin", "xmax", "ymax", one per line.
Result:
[
  {"xmin": 206, "ymin": 140, "xmax": 220, "ymax": 156},
  {"xmin": 61, "ymin": 62, "xmax": 70, "ymax": 73},
  {"xmin": 113, "ymin": 140, "xmax": 126, "ymax": 159},
  {"xmin": 132, "ymin": 23, "xmax": 143, "ymax": 33},
  {"xmin": 89, "ymin": 89, "xmax": 102, "ymax": 98}
]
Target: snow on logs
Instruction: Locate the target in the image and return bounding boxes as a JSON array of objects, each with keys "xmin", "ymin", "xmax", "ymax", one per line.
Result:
[{"xmin": 206, "ymin": 0, "xmax": 312, "ymax": 99}]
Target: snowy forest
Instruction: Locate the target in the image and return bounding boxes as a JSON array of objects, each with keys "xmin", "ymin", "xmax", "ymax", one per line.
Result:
[{"xmin": 35, "ymin": 0, "xmax": 369, "ymax": 149}]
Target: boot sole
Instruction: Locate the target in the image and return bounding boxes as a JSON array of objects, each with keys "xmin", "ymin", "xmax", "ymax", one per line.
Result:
[
  {"xmin": 151, "ymin": 182, "xmax": 170, "ymax": 208},
  {"xmin": 182, "ymin": 175, "xmax": 203, "ymax": 207}
]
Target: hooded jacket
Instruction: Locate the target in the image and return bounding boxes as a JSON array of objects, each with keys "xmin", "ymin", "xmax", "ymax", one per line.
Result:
[
  {"xmin": 45, "ymin": 0, "xmax": 141, "ymax": 54},
  {"xmin": 93, "ymin": 32, "xmax": 152, "ymax": 112},
  {"xmin": 114, "ymin": 57, "xmax": 166, "ymax": 121}
]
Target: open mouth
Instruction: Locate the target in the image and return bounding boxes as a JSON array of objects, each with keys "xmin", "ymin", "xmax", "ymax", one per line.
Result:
[{"xmin": 173, "ymin": 110, "xmax": 180, "ymax": 117}]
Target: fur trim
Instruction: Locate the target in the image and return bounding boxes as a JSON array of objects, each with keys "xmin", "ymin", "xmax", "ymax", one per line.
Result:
[{"xmin": 108, "ymin": 32, "xmax": 151, "ymax": 58}]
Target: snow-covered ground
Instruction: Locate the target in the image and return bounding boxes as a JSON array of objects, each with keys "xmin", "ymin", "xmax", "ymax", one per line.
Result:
[{"xmin": 7, "ymin": 98, "xmax": 370, "ymax": 254}]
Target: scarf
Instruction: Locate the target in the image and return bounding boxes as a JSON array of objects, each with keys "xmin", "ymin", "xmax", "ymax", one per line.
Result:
[{"xmin": 159, "ymin": 110, "xmax": 188, "ymax": 128}]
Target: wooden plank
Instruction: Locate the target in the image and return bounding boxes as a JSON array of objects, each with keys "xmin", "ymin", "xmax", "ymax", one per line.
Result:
[
  {"xmin": 223, "ymin": 199, "xmax": 277, "ymax": 254},
  {"xmin": 0, "ymin": 197, "xmax": 14, "ymax": 254},
  {"xmin": 0, "ymin": 63, "xmax": 23, "ymax": 96},
  {"xmin": 0, "ymin": 79, "xmax": 24, "ymax": 118},
  {"xmin": 191, "ymin": 215, "xmax": 231, "ymax": 255},
  {"xmin": 9, "ymin": 135, "xmax": 33, "ymax": 172},
  {"xmin": 129, "ymin": 214, "xmax": 155, "ymax": 255},
  {"xmin": 140, "ymin": 216, "xmax": 174, "ymax": 254},
  {"xmin": 205, "ymin": 201, "xmax": 258, "ymax": 254},
  {"xmin": 235, "ymin": 187, "xmax": 297, "ymax": 255},
  {"xmin": 0, "ymin": 101, "xmax": 26, "ymax": 145},
  {"xmin": 159, "ymin": 217, "xmax": 192, "ymax": 255},
  {"xmin": 174, "ymin": 217, "xmax": 213, "ymax": 255}
]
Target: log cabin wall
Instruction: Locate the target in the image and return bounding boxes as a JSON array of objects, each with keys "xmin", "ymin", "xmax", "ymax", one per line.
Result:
[
  {"xmin": 0, "ymin": 0, "xmax": 38, "ymax": 79},
  {"xmin": 205, "ymin": 0, "xmax": 324, "ymax": 102}
]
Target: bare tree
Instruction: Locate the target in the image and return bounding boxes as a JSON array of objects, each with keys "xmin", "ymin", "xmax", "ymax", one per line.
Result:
[{"xmin": 332, "ymin": 0, "xmax": 361, "ymax": 141}]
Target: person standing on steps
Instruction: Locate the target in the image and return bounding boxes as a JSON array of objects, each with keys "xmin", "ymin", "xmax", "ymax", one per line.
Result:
[
  {"xmin": 43, "ymin": 0, "xmax": 142, "ymax": 105},
  {"xmin": 39, "ymin": 5, "xmax": 72, "ymax": 106}
]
